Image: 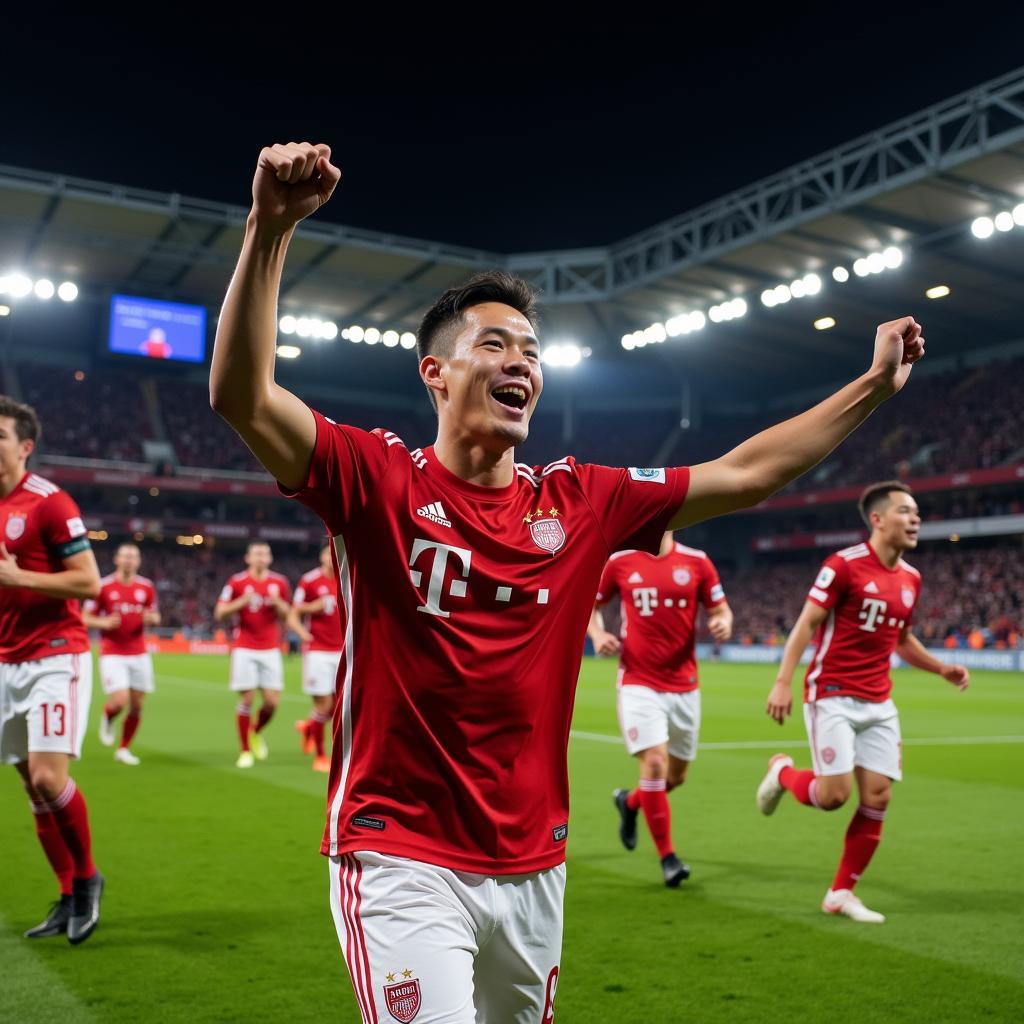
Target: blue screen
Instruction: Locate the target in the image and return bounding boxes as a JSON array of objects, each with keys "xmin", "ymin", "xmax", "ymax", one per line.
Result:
[{"xmin": 108, "ymin": 294, "xmax": 207, "ymax": 364}]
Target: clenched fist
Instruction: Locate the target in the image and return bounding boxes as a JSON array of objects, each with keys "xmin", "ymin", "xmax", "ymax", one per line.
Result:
[
  {"xmin": 870, "ymin": 317, "xmax": 926, "ymax": 396},
  {"xmin": 251, "ymin": 142, "xmax": 341, "ymax": 235}
]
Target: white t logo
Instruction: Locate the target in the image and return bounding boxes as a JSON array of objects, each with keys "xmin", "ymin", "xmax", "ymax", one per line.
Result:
[
  {"xmin": 632, "ymin": 587, "xmax": 659, "ymax": 617},
  {"xmin": 858, "ymin": 597, "xmax": 887, "ymax": 632},
  {"xmin": 409, "ymin": 539, "xmax": 472, "ymax": 618}
]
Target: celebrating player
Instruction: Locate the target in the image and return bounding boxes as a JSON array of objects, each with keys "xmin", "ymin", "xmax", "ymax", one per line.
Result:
[
  {"xmin": 82, "ymin": 543, "xmax": 160, "ymax": 766},
  {"xmin": 214, "ymin": 541, "xmax": 290, "ymax": 769},
  {"xmin": 756, "ymin": 482, "xmax": 970, "ymax": 923},
  {"xmin": 288, "ymin": 544, "xmax": 341, "ymax": 773},
  {"xmin": 0, "ymin": 396, "xmax": 104, "ymax": 944},
  {"xmin": 210, "ymin": 140, "xmax": 925, "ymax": 1020},
  {"xmin": 589, "ymin": 532, "xmax": 733, "ymax": 887}
]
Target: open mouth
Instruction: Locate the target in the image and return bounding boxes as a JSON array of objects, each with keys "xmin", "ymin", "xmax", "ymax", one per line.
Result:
[{"xmin": 491, "ymin": 385, "xmax": 529, "ymax": 411}]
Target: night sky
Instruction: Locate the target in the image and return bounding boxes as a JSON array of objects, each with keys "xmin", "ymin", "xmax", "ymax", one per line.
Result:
[{"xmin": 7, "ymin": 10, "xmax": 1024, "ymax": 252}]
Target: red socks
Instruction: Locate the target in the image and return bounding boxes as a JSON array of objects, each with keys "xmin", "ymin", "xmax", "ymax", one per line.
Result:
[
  {"xmin": 637, "ymin": 778, "xmax": 674, "ymax": 858},
  {"xmin": 833, "ymin": 805, "xmax": 886, "ymax": 891},
  {"xmin": 254, "ymin": 705, "xmax": 275, "ymax": 733},
  {"xmin": 121, "ymin": 713, "xmax": 141, "ymax": 749},
  {"xmin": 103, "ymin": 702, "xmax": 123, "ymax": 723},
  {"xmin": 236, "ymin": 704, "xmax": 251, "ymax": 752},
  {"xmin": 309, "ymin": 710, "xmax": 329, "ymax": 757},
  {"xmin": 31, "ymin": 801, "xmax": 74, "ymax": 895},
  {"xmin": 48, "ymin": 780, "xmax": 96, "ymax": 880},
  {"xmin": 779, "ymin": 765, "xmax": 821, "ymax": 808}
]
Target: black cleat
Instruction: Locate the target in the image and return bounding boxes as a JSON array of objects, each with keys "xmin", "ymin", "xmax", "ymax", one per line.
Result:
[
  {"xmin": 661, "ymin": 853, "xmax": 691, "ymax": 888},
  {"xmin": 613, "ymin": 788, "xmax": 638, "ymax": 851},
  {"xmin": 24, "ymin": 895, "xmax": 73, "ymax": 938},
  {"xmin": 67, "ymin": 872, "xmax": 104, "ymax": 945}
]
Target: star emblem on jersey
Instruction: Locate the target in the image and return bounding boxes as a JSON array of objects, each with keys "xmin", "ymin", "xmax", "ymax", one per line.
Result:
[
  {"xmin": 5, "ymin": 513, "xmax": 26, "ymax": 541},
  {"xmin": 383, "ymin": 973, "xmax": 421, "ymax": 1023},
  {"xmin": 529, "ymin": 513, "xmax": 566, "ymax": 554}
]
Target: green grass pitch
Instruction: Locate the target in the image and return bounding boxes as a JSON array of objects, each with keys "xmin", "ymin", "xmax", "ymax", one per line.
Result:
[{"xmin": 1, "ymin": 654, "xmax": 1022, "ymax": 1023}]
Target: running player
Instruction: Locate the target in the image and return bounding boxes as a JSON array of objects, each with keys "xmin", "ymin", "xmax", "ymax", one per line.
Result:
[
  {"xmin": 589, "ymin": 531, "xmax": 733, "ymax": 886},
  {"xmin": 0, "ymin": 395, "xmax": 104, "ymax": 944},
  {"xmin": 756, "ymin": 482, "xmax": 970, "ymax": 923},
  {"xmin": 82, "ymin": 543, "xmax": 160, "ymax": 766},
  {"xmin": 288, "ymin": 544, "xmax": 341, "ymax": 773},
  {"xmin": 214, "ymin": 541, "xmax": 290, "ymax": 768},
  {"xmin": 210, "ymin": 140, "xmax": 925, "ymax": 1020}
]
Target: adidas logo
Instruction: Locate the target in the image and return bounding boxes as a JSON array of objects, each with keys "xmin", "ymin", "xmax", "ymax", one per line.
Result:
[
  {"xmin": 416, "ymin": 501, "xmax": 452, "ymax": 528},
  {"xmin": 628, "ymin": 572, "xmax": 644, "ymax": 584},
  {"xmin": 864, "ymin": 581, "xmax": 879, "ymax": 594}
]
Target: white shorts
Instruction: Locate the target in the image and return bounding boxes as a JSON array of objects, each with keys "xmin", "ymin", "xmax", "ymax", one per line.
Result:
[
  {"xmin": 804, "ymin": 697, "xmax": 902, "ymax": 781},
  {"xmin": 329, "ymin": 851, "xmax": 564, "ymax": 1024},
  {"xmin": 0, "ymin": 653, "xmax": 93, "ymax": 764},
  {"xmin": 303, "ymin": 650, "xmax": 341, "ymax": 697},
  {"xmin": 617, "ymin": 683, "xmax": 701, "ymax": 761},
  {"xmin": 229, "ymin": 648, "xmax": 283, "ymax": 692},
  {"xmin": 99, "ymin": 653, "xmax": 155, "ymax": 694}
]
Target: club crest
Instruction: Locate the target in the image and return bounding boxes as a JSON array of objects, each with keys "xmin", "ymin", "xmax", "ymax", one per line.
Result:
[
  {"xmin": 5, "ymin": 514, "xmax": 25, "ymax": 541},
  {"xmin": 384, "ymin": 978, "xmax": 421, "ymax": 1023},
  {"xmin": 901, "ymin": 587, "xmax": 914, "ymax": 609},
  {"xmin": 530, "ymin": 517, "xmax": 566, "ymax": 554},
  {"xmin": 672, "ymin": 568, "xmax": 691, "ymax": 586},
  {"xmin": 821, "ymin": 746, "xmax": 836, "ymax": 765},
  {"xmin": 135, "ymin": 588, "xmax": 147, "ymax": 602}
]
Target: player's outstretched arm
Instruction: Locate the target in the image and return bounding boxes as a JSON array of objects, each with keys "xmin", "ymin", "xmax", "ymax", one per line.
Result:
[
  {"xmin": 766, "ymin": 600, "xmax": 828, "ymax": 724},
  {"xmin": 896, "ymin": 630, "xmax": 970, "ymax": 690},
  {"xmin": 210, "ymin": 142, "xmax": 341, "ymax": 490},
  {"xmin": 671, "ymin": 318, "xmax": 924, "ymax": 528},
  {"xmin": 0, "ymin": 545, "xmax": 100, "ymax": 601}
]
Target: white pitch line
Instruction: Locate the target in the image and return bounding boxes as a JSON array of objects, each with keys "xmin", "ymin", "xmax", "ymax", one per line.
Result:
[{"xmin": 570, "ymin": 730, "xmax": 1024, "ymax": 750}]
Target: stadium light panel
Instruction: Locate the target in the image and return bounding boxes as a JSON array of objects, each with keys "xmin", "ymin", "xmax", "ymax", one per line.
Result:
[
  {"xmin": 543, "ymin": 343, "xmax": 583, "ymax": 368},
  {"xmin": 34, "ymin": 279, "xmax": 55, "ymax": 300},
  {"xmin": 57, "ymin": 281, "xmax": 78, "ymax": 302},
  {"xmin": 925, "ymin": 284, "xmax": 951, "ymax": 299},
  {"xmin": 688, "ymin": 312, "xmax": 706, "ymax": 331},
  {"xmin": 832, "ymin": 266, "xmax": 849, "ymax": 283},
  {"xmin": 279, "ymin": 315, "xmax": 297, "ymax": 335},
  {"xmin": 348, "ymin": 325, "xmax": 364, "ymax": 342},
  {"xmin": 0, "ymin": 305, "xmax": 9, "ymax": 317},
  {"xmin": 276, "ymin": 344, "xmax": 301, "ymax": 358},
  {"xmin": 320, "ymin": 321, "xmax": 339, "ymax": 340},
  {"xmin": 866, "ymin": 252, "xmax": 886, "ymax": 274},
  {"xmin": 729, "ymin": 298, "xmax": 747, "ymax": 318},
  {"xmin": 1014, "ymin": 204, "xmax": 1024, "ymax": 227},
  {"xmin": 665, "ymin": 315, "xmax": 687, "ymax": 337},
  {"xmin": 709, "ymin": 304, "xmax": 724, "ymax": 323},
  {"xmin": 853, "ymin": 258, "xmax": 870, "ymax": 277},
  {"xmin": 994, "ymin": 211, "xmax": 1014, "ymax": 232},
  {"xmin": 295, "ymin": 318, "xmax": 313, "ymax": 338},
  {"xmin": 790, "ymin": 279, "xmax": 806, "ymax": 298},
  {"xmin": 382, "ymin": 330, "xmax": 400, "ymax": 348},
  {"xmin": 761, "ymin": 288, "xmax": 778, "ymax": 307},
  {"xmin": 882, "ymin": 246, "xmax": 903, "ymax": 269},
  {"xmin": 8, "ymin": 273, "xmax": 32, "ymax": 298},
  {"xmin": 621, "ymin": 334, "xmax": 635, "ymax": 350},
  {"xmin": 813, "ymin": 316, "xmax": 836, "ymax": 331},
  {"xmin": 400, "ymin": 332, "xmax": 417, "ymax": 350},
  {"xmin": 773, "ymin": 284, "xmax": 791, "ymax": 304},
  {"xmin": 802, "ymin": 273, "xmax": 822, "ymax": 295},
  {"xmin": 971, "ymin": 216, "xmax": 994, "ymax": 239},
  {"xmin": 364, "ymin": 327, "xmax": 381, "ymax": 345}
]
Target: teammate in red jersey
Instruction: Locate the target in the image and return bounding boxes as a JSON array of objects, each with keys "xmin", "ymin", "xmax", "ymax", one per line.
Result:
[
  {"xmin": 287, "ymin": 545, "xmax": 341, "ymax": 773},
  {"xmin": 589, "ymin": 532, "xmax": 733, "ymax": 886},
  {"xmin": 214, "ymin": 541, "xmax": 291, "ymax": 769},
  {"xmin": 0, "ymin": 396, "xmax": 105, "ymax": 944},
  {"xmin": 757, "ymin": 482, "xmax": 969, "ymax": 923},
  {"xmin": 210, "ymin": 140, "xmax": 924, "ymax": 1020},
  {"xmin": 82, "ymin": 543, "xmax": 160, "ymax": 766}
]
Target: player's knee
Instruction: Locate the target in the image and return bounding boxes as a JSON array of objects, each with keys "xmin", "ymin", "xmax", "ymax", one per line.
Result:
[
  {"xmin": 667, "ymin": 768, "xmax": 688, "ymax": 789},
  {"xmin": 28, "ymin": 766, "xmax": 64, "ymax": 802},
  {"xmin": 864, "ymin": 785, "xmax": 891, "ymax": 810},
  {"xmin": 640, "ymin": 749, "xmax": 668, "ymax": 777},
  {"xmin": 816, "ymin": 781, "xmax": 851, "ymax": 810}
]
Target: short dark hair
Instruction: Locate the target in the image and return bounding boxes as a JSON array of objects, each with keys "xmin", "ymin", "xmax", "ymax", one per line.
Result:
[
  {"xmin": 0, "ymin": 394, "xmax": 41, "ymax": 444},
  {"xmin": 246, "ymin": 540, "xmax": 271, "ymax": 553},
  {"xmin": 416, "ymin": 271, "xmax": 540, "ymax": 410},
  {"xmin": 858, "ymin": 480, "xmax": 914, "ymax": 526}
]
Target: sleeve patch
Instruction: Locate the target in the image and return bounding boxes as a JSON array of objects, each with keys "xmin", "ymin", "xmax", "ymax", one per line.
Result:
[
  {"xmin": 66, "ymin": 516, "xmax": 86, "ymax": 538},
  {"xmin": 814, "ymin": 566, "xmax": 837, "ymax": 589},
  {"xmin": 809, "ymin": 585, "xmax": 829, "ymax": 603},
  {"xmin": 55, "ymin": 537, "xmax": 90, "ymax": 559},
  {"xmin": 627, "ymin": 467, "xmax": 665, "ymax": 484},
  {"xmin": 710, "ymin": 583, "xmax": 725, "ymax": 602}
]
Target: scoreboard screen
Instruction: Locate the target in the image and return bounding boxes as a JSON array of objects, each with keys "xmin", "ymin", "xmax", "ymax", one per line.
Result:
[{"xmin": 108, "ymin": 294, "xmax": 207, "ymax": 364}]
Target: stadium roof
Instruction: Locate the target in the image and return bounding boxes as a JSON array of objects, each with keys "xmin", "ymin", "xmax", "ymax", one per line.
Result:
[{"xmin": 3, "ymin": 67, "xmax": 1024, "ymax": 402}]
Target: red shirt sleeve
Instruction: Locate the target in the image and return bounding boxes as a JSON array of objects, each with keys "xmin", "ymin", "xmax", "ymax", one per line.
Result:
[
  {"xmin": 38, "ymin": 490, "xmax": 90, "ymax": 560},
  {"xmin": 218, "ymin": 579, "xmax": 236, "ymax": 604},
  {"xmin": 595, "ymin": 559, "xmax": 619, "ymax": 605},
  {"xmin": 700, "ymin": 558, "xmax": 726, "ymax": 609},
  {"xmin": 575, "ymin": 464, "xmax": 690, "ymax": 556},
  {"xmin": 806, "ymin": 554, "xmax": 849, "ymax": 610},
  {"xmin": 278, "ymin": 409, "xmax": 390, "ymax": 535}
]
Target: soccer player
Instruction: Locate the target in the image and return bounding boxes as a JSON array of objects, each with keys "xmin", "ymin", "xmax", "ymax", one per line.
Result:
[
  {"xmin": 214, "ymin": 541, "xmax": 291, "ymax": 769},
  {"xmin": 210, "ymin": 140, "xmax": 924, "ymax": 1020},
  {"xmin": 589, "ymin": 531, "xmax": 733, "ymax": 887},
  {"xmin": 756, "ymin": 481, "xmax": 970, "ymax": 923},
  {"xmin": 0, "ymin": 396, "xmax": 104, "ymax": 944},
  {"xmin": 82, "ymin": 543, "xmax": 160, "ymax": 766},
  {"xmin": 288, "ymin": 544, "xmax": 341, "ymax": 773}
]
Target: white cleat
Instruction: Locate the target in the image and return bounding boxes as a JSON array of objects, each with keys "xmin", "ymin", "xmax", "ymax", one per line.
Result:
[
  {"xmin": 756, "ymin": 754, "xmax": 793, "ymax": 815},
  {"xmin": 822, "ymin": 888, "xmax": 886, "ymax": 923},
  {"xmin": 250, "ymin": 732, "xmax": 268, "ymax": 762},
  {"xmin": 236, "ymin": 751, "xmax": 255, "ymax": 769},
  {"xmin": 114, "ymin": 747, "xmax": 140, "ymax": 766},
  {"xmin": 98, "ymin": 715, "xmax": 116, "ymax": 747}
]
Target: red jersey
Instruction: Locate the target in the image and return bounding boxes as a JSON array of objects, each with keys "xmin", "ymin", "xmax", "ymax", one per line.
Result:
[
  {"xmin": 84, "ymin": 574, "xmax": 158, "ymax": 656},
  {"xmin": 294, "ymin": 568, "xmax": 342, "ymax": 652},
  {"xmin": 217, "ymin": 571, "xmax": 290, "ymax": 650},
  {"xmin": 596, "ymin": 542, "xmax": 725, "ymax": 693},
  {"xmin": 0, "ymin": 473, "xmax": 91, "ymax": 663},
  {"xmin": 280, "ymin": 411, "xmax": 689, "ymax": 873},
  {"xmin": 804, "ymin": 541, "xmax": 921, "ymax": 703}
]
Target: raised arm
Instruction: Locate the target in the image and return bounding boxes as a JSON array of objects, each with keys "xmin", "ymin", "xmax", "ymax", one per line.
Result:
[
  {"xmin": 209, "ymin": 142, "xmax": 341, "ymax": 490},
  {"xmin": 765, "ymin": 599, "xmax": 829, "ymax": 724},
  {"xmin": 671, "ymin": 318, "xmax": 924, "ymax": 528}
]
